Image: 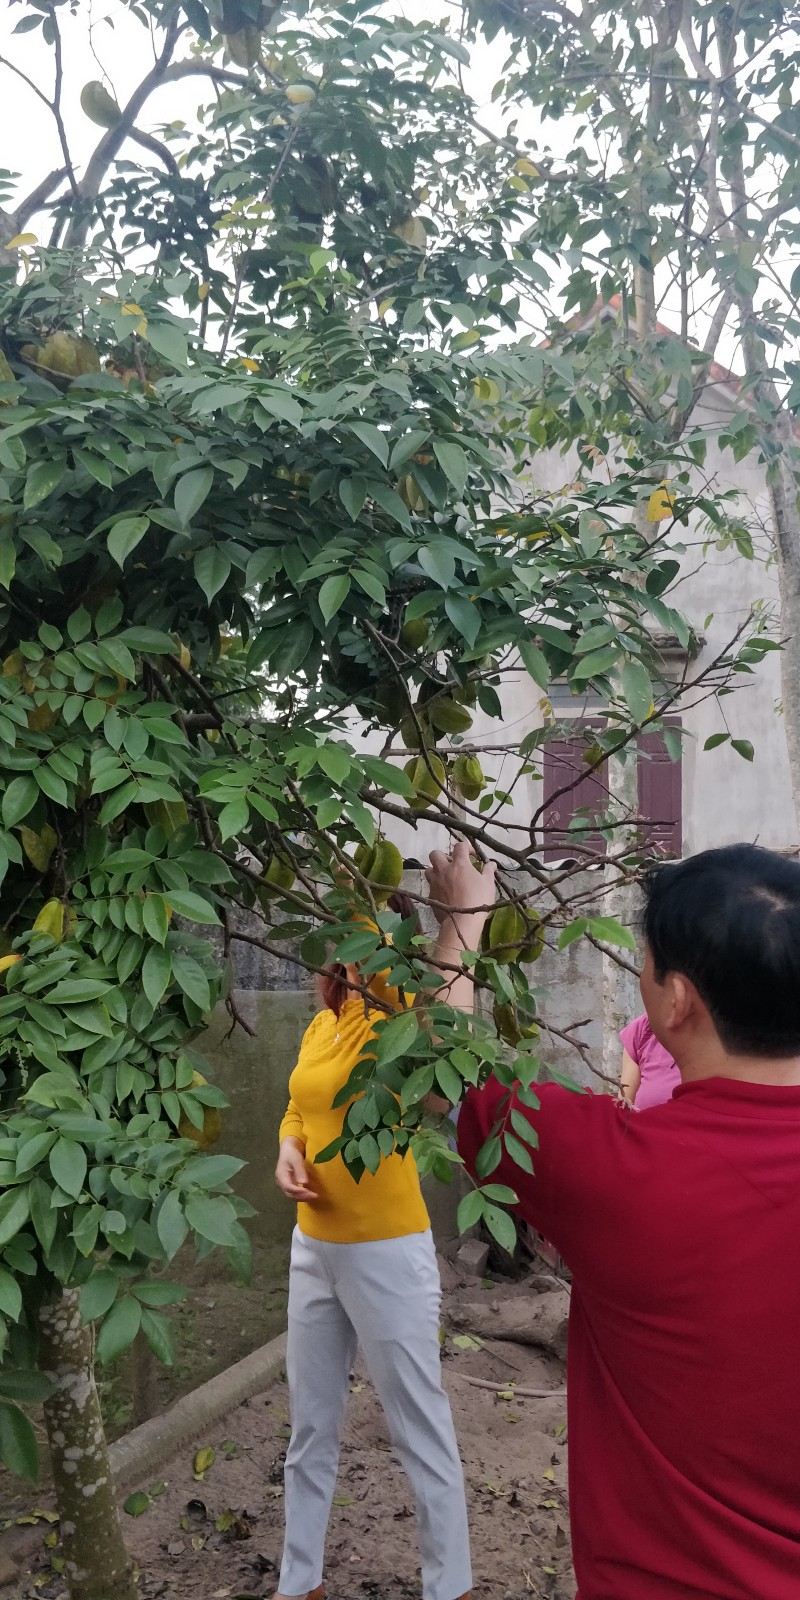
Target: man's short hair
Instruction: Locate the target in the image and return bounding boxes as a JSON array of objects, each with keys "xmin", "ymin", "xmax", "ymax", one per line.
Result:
[{"xmin": 643, "ymin": 844, "xmax": 800, "ymax": 1057}]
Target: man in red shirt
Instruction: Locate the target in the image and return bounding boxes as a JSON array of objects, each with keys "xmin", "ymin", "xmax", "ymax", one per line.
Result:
[{"xmin": 458, "ymin": 844, "xmax": 800, "ymax": 1600}]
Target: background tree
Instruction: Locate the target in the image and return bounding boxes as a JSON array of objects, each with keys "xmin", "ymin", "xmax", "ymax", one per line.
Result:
[
  {"xmin": 458, "ymin": 0, "xmax": 800, "ymax": 1071},
  {"xmin": 0, "ymin": 2, "xmax": 772, "ymax": 1595}
]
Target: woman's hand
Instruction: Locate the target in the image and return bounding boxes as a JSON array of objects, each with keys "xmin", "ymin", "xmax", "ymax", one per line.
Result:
[
  {"xmin": 425, "ymin": 838, "xmax": 495, "ymax": 931},
  {"xmin": 424, "ymin": 840, "xmax": 496, "ymax": 1014},
  {"xmin": 275, "ymin": 1136, "xmax": 318, "ymax": 1202}
]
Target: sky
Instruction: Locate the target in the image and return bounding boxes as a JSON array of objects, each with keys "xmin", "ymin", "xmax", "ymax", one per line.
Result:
[
  {"xmin": 0, "ymin": 2, "xmax": 523, "ymax": 214},
  {"xmin": 0, "ymin": 0, "xmax": 746, "ymax": 369}
]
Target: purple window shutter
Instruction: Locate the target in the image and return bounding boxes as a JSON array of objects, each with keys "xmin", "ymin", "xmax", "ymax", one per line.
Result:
[
  {"xmin": 637, "ymin": 723, "xmax": 682, "ymax": 857},
  {"xmin": 540, "ymin": 719, "xmax": 608, "ymax": 860}
]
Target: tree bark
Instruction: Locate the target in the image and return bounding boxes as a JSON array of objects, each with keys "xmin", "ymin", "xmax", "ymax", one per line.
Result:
[{"xmin": 38, "ymin": 1292, "xmax": 136, "ymax": 1600}]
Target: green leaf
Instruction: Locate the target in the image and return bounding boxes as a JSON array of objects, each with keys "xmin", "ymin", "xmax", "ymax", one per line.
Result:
[
  {"xmin": 731, "ymin": 738, "xmax": 754, "ymax": 761},
  {"xmin": 435, "ymin": 1059, "xmax": 463, "ymax": 1104},
  {"xmin": 142, "ymin": 945, "xmax": 172, "ymax": 1008},
  {"xmin": 578, "ymin": 510, "xmax": 605, "ymax": 557},
  {"xmin": 0, "ymin": 537, "xmax": 16, "ymax": 591},
  {"xmin": 432, "ymin": 439, "xmax": 468, "ymax": 497},
  {"xmin": 475, "ymin": 1134, "xmax": 501, "ymax": 1178},
  {"xmin": 339, "ymin": 475, "xmax": 367, "ymax": 522},
  {"xmin": 483, "ymin": 1202, "xmax": 518, "ymax": 1254},
  {"xmin": 132, "ymin": 1282, "xmax": 188, "ymax": 1307},
  {"xmin": 503, "ymin": 1130, "xmax": 534, "ymax": 1175},
  {"xmin": 348, "ymin": 422, "xmax": 389, "ymax": 466},
  {"xmin": 374, "ymin": 1010, "xmax": 419, "ymax": 1065},
  {"xmin": 2, "ymin": 775, "xmax": 38, "ymax": 828},
  {"xmin": 0, "ymin": 1188, "xmax": 30, "ymax": 1248},
  {"xmin": 618, "ymin": 660, "xmax": 653, "ymax": 723},
  {"xmin": 172, "ymin": 954, "xmax": 212, "ymax": 1012},
  {"xmin": 318, "ymin": 574, "xmax": 351, "ymax": 623},
  {"xmin": 703, "ymin": 732, "xmax": 730, "ymax": 751},
  {"xmin": 518, "ymin": 639, "xmax": 550, "ymax": 690},
  {"xmin": 79, "ymin": 1268, "xmax": 119, "ymax": 1324},
  {"xmin": 418, "ymin": 544, "xmax": 455, "ymax": 590},
  {"xmin": 185, "ymin": 1194, "xmax": 238, "ymax": 1246},
  {"xmin": 96, "ymin": 1296, "xmax": 142, "ymax": 1365},
  {"xmin": 586, "ymin": 915, "xmax": 637, "ymax": 950},
  {"xmin": 0, "ymin": 1402, "xmax": 38, "ymax": 1482},
  {"xmin": 123, "ymin": 1491, "xmax": 151, "ymax": 1517},
  {"xmin": 0, "ymin": 1370, "xmax": 53, "ymax": 1404},
  {"xmin": 571, "ymin": 645, "xmax": 621, "ymax": 682},
  {"xmin": 0, "ymin": 1268, "xmax": 21, "ymax": 1323},
  {"xmin": 140, "ymin": 1306, "xmax": 176, "ymax": 1366},
  {"xmin": 15, "ymin": 1129, "xmax": 56, "ymax": 1177},
  {"xmin": 164, "ymin": 890, "xmax": 219, "ymax": 925},
  {"xmin": 194, "ymin": 547, "xmax": 231, "ymax": 603},
  {"xmin": 444, "ymin": 593, "xmax": 480, "ymax": 647},
  {"xmin": 49, "ymin": 1138, "xmax": 87, "ymax": 1199},
  {"xmin": 456, "ymin": 1189, "xmax": 485, "ymax": 1232},
  {"xmin": 175, "ymin": 467, "xmax": 214, "ymax": 526},
  {"xmin": 29, "ymin": 1177, "xmax": 56, "ymax": 1253},
  {"xmin": 24, "ymin": 460, "xmax": 65, "ymax": 511},
  {"xmin": 107, "ymin": 515, "xmax": 150, "ymax": 568},
  {"xmin": 146, "ymin": 321, "xmax": 188, "ymax": 368},
  {"xmin": 143, "ymin": 895, "xmax": 170, "ymax": 946},
  {"xmin": 157, "ymin": 1191, "xmax": 188, "ymax": 1261}
]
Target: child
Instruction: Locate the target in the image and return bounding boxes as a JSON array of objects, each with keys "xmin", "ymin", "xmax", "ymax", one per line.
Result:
[{"xmin": 619, "ymin": 1011, "xmax": 681, "ymax": 1109}]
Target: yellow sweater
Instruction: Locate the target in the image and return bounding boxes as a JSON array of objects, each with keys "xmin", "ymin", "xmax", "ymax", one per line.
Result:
[{"xmin": 279, "ymin": 990, "xmax": 429, "ymax": 1244}]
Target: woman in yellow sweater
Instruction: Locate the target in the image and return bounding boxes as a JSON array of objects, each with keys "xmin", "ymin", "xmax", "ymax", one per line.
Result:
[{"xmin": 273, "ymin": 841, "xmax": 494, "ymax": 1600}]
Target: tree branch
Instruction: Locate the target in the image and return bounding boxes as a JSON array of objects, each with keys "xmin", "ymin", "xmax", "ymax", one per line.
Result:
[{"xmin": 64, "ymin": 19, "xmax": 183, "ymax": 246}]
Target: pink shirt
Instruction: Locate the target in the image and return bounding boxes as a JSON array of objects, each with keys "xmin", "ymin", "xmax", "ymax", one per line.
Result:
[{"xmin": 619, "ymin": 1013, "xmax": 680, "ymax": 1110}]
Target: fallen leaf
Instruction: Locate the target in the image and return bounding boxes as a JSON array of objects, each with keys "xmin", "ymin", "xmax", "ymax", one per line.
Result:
[
  {"xmin": 123, "ymin": 1492, "xmax": 150, "ymax": 1517},
  {"xmin": 191, "ymin": 1533, "xmax": 206, "ymax": 1551},
  {"xmin": 542, "ymin": 1468, "xmax": 556, "ymax": 1482},
  {"xmin": 193, "ymin": 1446, "xmax": 215, "ymax": 1480},
  {"xmin": 451, "ymin": 1334, "xmax": 483, "ymax": 1352}
]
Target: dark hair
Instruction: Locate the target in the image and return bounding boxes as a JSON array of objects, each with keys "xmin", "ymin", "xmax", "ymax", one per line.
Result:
[
  {"xmin": 643, "ymin": 844, "xmax": 800, "ymax": 1057},
  {"xmin": 320, "ymin": 890, "xmax": 419, "ymax": 1017}
]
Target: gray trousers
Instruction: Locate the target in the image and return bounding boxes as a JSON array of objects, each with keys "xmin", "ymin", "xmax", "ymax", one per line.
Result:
[{"xmin": 279, "ymin": 1227, "xmax": 472, "ymax": 1600}]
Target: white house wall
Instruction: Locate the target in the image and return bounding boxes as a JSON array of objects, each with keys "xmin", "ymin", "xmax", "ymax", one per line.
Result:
[{"xmin": 348, "ymin": 380, "xmax": 796, "ymax": 863}]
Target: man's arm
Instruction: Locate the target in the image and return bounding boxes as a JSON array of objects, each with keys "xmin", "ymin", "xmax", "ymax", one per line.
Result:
[{"xmin": 458, "ymin": 1075, "xmax": 613, "ymax": 1261}]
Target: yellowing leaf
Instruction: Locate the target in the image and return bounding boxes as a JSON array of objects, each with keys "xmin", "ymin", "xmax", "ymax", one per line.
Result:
[
  {"xmin": 647, "ymin": 483, "xmax": 675, "ymax": 521},
  {"xmin": 394, "ymin": 215, "xmax": 427, "ymax": 250},
  {"xmin": 193, "ymin": 1446, "xmax": 215, "ymax": 1480},
  {"xmin": 239, "ymin": 358, "xmax": 259, "ymax": 373},
  {"xmin": 378, "ymin": 298, "xmax": 396, "ymax": 317},
  {"xmin": 0, "ymin": 954, "xmax": 21, "ymax": 974},
  {"xmin": 121, "ymin": 303, "xmax": 144, "ymax": 316},
  {"xmin": 33, "ymin": 899, "xmax": 69, "ymax": 942},
  {"xmin": 20, "ymin": 825, "xmax": 57, "ymax": 873},
  {"xmin": 197, "ymin": 283, "xmax": 210, "ymax": 302},
  {"xmin": 4, "ymin": 234, "xmax": 37, "ymax": 249},
  {"xmin": 515, "ymin": 158, "xmax": 540, "ymax": 177}
]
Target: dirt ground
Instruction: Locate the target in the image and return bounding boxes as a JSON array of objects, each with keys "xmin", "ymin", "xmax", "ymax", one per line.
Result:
[{"xmin": 14, "ymin": 1263, "xmax": 574, "ymax": 1600}]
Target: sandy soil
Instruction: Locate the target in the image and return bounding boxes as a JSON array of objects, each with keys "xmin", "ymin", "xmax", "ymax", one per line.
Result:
[{"xmin": 16, "ymin": 1263, "xmax": 574, "ymax": 1600}]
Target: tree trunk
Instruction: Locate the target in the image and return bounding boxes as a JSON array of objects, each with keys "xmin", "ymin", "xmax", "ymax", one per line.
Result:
[
  {"xmin": 38, "ymin": 1292, "xmax": 136, "ymax": 1600},
  {"xmin": 601, "ymin": 757, "xmax": 642, "ymax": 1086},
  {"xmin": 767, "ymin": 439, "xmax": 800, "ymax": 836},
  {"xmin": 600, "ymin": 256, "xmax": 653, "ymax": 1085}
]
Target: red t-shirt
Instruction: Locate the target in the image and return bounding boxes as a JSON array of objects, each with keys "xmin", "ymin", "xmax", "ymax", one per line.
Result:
[{"xmin": 458, "ymin": 1076, "xmax": 800, "ymax": 1600}]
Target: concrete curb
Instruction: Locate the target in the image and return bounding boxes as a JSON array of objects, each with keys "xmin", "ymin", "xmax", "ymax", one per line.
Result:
[
  {"xmin": 1, "ymin": 1334, "xmax": 288, "ymax": 1584},
  {"xmin": 109, "ymin": 1331, "xmax": 288, "ymax": 1488}
]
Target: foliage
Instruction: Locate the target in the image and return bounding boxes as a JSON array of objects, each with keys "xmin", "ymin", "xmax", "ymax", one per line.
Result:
[{"xmin": 0, "ymin": 0, "xmax": 777, "ymax": 1494}]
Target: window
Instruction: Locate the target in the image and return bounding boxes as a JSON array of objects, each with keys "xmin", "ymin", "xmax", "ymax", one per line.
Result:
[{"xmin": 537, "ymin": 720, "xmax": 682, "ymax": 861}]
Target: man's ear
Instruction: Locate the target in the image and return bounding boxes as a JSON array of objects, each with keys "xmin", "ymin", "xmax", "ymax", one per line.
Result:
[{"xmin": 666, "ymin": 971, "xmax": 700, "ymax": 1029}]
